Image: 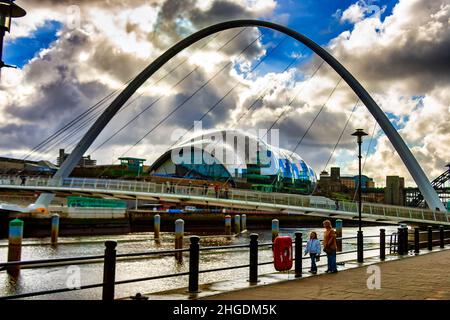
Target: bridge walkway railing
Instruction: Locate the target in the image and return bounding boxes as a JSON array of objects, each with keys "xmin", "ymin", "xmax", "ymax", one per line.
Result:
[{"xmin": 0, "ymin": 176, "xmax": 448, "ymax": 223}]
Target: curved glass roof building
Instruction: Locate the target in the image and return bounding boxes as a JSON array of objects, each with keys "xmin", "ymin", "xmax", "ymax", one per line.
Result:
[{"xmin": 149, "ymin": 129, "xmax": 317, "ymax": 194}]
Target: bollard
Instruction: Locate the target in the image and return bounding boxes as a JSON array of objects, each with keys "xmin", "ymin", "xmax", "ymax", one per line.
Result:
[
  {"xmin": 380, "ymin": 229, "xmax": 385, "ymax": 261},
  {"xmin": 154, "ymin": 214, "xmax": 160, "ymax": 239},
  {"xmin": 397, "ymin": 227, "xmax": 404, "ymax": 255},
  {"xmin": 241, "ymin": 214, "xmax": 247, "ymax": 231},
  {"xmin": 414, "ymin": 227, "xmax": 420, "ymax": 255},
  {"xmin": 51, "ymin": 214, "xmax": 59, "ymax": 245},
  {"xmin": 427, "ymin": 226, "xmax": 433, "ymax": 251},
  {"xmin": 234, "ymin": 215, "xmax": 241, "ymax": 234},
  {"xmin": 335, "ymin": 219, "xmax": 342, "ymax": 252},
  {"xmin": 294, "ymin": 232, "xmax": 302, "ymax": 278},
  {"xmin": 7, "ymin": 219, "xmax": 24, "ymax": 276},
  {"xmin": 271, "ymin": 219, "xmax": 279, "ymax": 242},
  {"xmin": 188, "ymin": 236, "xmax": 200, "ymax": 293},
  {"xmin": 102, "ymin": 240, "xmax": 117, "ymax": 301},
  {"xmin": 249, "ymin": 233, "xmax": 258, "ymax": 284},
  {"xmin": 439, "ymin": 225, "xmax": 444, "ymax": 248},
  {"xmin": 175, "ymin": 219, "xmax": 184, "ymax": 262},
  {"xmin": 225, "ymin": 215, "xmax": 231, "ymax": 235}
]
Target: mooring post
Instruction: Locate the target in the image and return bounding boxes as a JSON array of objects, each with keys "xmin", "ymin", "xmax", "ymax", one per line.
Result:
[
  {"xmin": 102, "ymin": 240, "xmax": 117, "ymax": 301},
  {"xmin": 188, "ymin": 236, "xmax": 200, "ymax": 293},
  {"xmin": 225, "ymin": 215, "xmax": 231, "ymax": 235},
  {"xmin": 427, "ymin": 226, "xmax": 433, "ymax": 251},
  {"xmin": 294, "ymin": 232, "xmax": 302, "ymax": 278},
  {"xmin": 154, "ymin": 214, "xmax": 160, "ymax": 239},
  {"xmin": 414, "ymin": 227, "xmax": 420, "ymax": 255},
  {"xmin": 249, "ymin": 233, "xmax": 258, "ymax": 284},
  {"xmin": 7, "ymin": 219, "xmax": 24, "ymax": 276},
  {"xmin": 271, "ymin": 219, "xmax": 279, "ymax": 242},
  {"xmin": 241, "ymin": 214, "xmax": 247, "ymax": 231},
  {"xmin": 175, "ymin": 219, "xmax": 184, "ymax": 262},
  {"xmin": 335, "ymin": 219, "xmax": 342, "ymax": 252},
  {"xmin": 439, "ymin": 225, "xmax": 444, "ymax": 248},
  {"xmin": 51, "ymin": 214, "xmax": 59, "ymax": 245},
  {"xmin": 380, "ymin": 228, "xmax": 385, "ymax": 260},
  {"xmin": 234, "ymin": 215, "xmax": 241, "ymax": 234}
]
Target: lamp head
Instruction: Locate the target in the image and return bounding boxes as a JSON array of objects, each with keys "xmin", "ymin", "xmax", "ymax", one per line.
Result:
[{"xmin": 0, "ymin": 1, "xmax": 26, "ymax": 32}]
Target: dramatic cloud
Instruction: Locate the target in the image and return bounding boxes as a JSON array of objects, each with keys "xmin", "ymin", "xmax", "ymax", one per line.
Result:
[{"xmin": 1, "ymin": 0, "xmax": 449, "ymax": 188}]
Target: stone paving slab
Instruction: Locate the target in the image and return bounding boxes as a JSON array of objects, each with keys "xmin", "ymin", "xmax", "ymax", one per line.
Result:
[{"xmin": 202, "ymin": 249, "xmax": 450, "ymax": 300}]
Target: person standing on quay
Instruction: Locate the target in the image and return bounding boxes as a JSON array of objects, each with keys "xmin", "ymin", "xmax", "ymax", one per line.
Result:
[
  {"xmin": 304, "ymin": 231, "xmax": 321, "ymax": 274},
  {"xmin": 323, "ymin": 220, "xmax": 338, "ymax": 273}
]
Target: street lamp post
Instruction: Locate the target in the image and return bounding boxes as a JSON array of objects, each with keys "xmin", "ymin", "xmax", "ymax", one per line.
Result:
[
  {"xmin": 352, "ymin": 128, "xmax": 368, "ymax": 263},
  {"xmin": 0, "ymin": 1, "xmax": 26, "ymax": 72}
]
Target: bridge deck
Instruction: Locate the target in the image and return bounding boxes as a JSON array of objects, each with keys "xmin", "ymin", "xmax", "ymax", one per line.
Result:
[{"xmin": 203, "ymin": 249, "xmax": 450, "ymax": 300}]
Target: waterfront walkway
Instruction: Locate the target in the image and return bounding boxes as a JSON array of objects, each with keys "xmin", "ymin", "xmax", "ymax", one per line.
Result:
[{"xmin": 203, "ymin": 249, "xmax": 450, "ymax": 300}]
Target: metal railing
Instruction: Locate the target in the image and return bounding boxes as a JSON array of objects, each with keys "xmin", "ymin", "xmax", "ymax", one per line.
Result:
[
  {"xmin": 0, "ymin": 175, "xmax": 448, "ymax": 223},
  {"xmin": 2, "ymin": 227, "xmax": 446, "ymax": 300}
]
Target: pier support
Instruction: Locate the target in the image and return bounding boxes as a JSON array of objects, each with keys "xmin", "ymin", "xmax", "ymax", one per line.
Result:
[
  {"xmin": 234, "ymin": 215, "xmax": 241, "ymax": 234},
  {"xmin": 51, "ymin": 214, "xmax": 59, "ymax": 245},
  {"xmin": 241, "ymin": 214, "xmax": 247, "ymax": 232},
  {"xmin": 154, "ymin": 214, "xmax": 160, "ymax": 240},
  {"xmin": 175, "ymin": 219, "xmax": 184, "ymax": 263},
  {"xmin": 272, "ymin": 219, "xmax": 279, "ymax": 242},
  {"xmin": 335, "ymin": 219, "xmax": 342, "ymax": 252},
  {"xmin": 225, "ymin": 215, "xmax": 231, "ymax": 235},
  {"xmin": 7, "ymin": 219, "xmax": 23, "ymax": 276}
]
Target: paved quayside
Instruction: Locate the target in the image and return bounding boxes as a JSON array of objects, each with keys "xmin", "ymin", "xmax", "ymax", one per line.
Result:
[{"xmin": 202, "ymin": 248, "xmax": 450, "ymax": 300}]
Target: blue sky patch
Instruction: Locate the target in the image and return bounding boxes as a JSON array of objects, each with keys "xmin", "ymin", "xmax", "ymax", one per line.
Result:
[{"xmin": 3, "ymin": 20, "xmax": 62, "ymax": 68}]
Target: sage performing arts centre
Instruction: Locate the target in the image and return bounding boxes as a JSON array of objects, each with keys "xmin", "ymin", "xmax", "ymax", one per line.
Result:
[{"xmin": 149, "ymin": 129, "xmax": 317, "ymax": 194}]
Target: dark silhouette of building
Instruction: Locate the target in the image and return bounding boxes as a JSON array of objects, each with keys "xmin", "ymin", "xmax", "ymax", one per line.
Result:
[
  {"xmin": 57, "ymin": 149, "xmax": 96, "ymax": 167},
  {"xmin": 385, "ymin": 176, "xmax": 405, "ymax": 206}
]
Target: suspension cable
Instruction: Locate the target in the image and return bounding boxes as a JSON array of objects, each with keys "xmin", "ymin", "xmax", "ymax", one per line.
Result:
[{"xmin": 89, "ymin": 29, "xmax": 245, "ymax": 154}]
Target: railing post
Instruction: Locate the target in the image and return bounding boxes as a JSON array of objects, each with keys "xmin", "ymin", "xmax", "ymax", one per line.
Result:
[
  {"xmin": 414, "ymin": 227, "xmax": 420, "ymax": 255},
  {"xmin": 102, "ymin": 240, "xmax": 117, "ymax": 301},
  {"xmin": 402, "ymin": 225, "xmax": 409, "ymax": 254},
  {"xmin": 397, "ymin": 226, "xmax": 404, "ymax": 255},
  {"xmin": 154, "ymin": 214, "xmax": 160, "ymax": 239},
  {"xmin": 7, "ymin": 219, "xmax": 24, "ymax": 277},
  {"xmin": 51, "ymin": 214, "xmax": 60, "ymax": 245},
  {"xmin": 335, "ymin": 219, "xmax": 342, "ymax": 252},
  {"xmin": 427, "ymin": 226, "xmax": 433, "ymax": 251},
  {"xmin": 294, "ymin": 232, "xmax": 302, "ymax": 278},
  {"xmin": 249, "ymin": 233, "xmax": 258, "ymax": 284},
  {"xmin": 188, "ymin": 236, "xmax": 200, "ymax": 293},
  {"xmin": 380, "ymin": 229, "xmax": 385, "ymax": 261},
  {"xmin": 439, "ymin": 225, "xmax": 444, "ymax": 248}
]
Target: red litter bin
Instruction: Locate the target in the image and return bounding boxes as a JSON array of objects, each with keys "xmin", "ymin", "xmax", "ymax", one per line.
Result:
[{"xmin": 273, "ymin": 236, "xmax": 293, "ymax": 271}]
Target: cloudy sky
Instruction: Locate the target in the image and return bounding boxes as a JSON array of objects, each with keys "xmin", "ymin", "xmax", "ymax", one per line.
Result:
[{"xmin": 1, "ymin": 0, "xmax": 449, "ymax": 187}]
